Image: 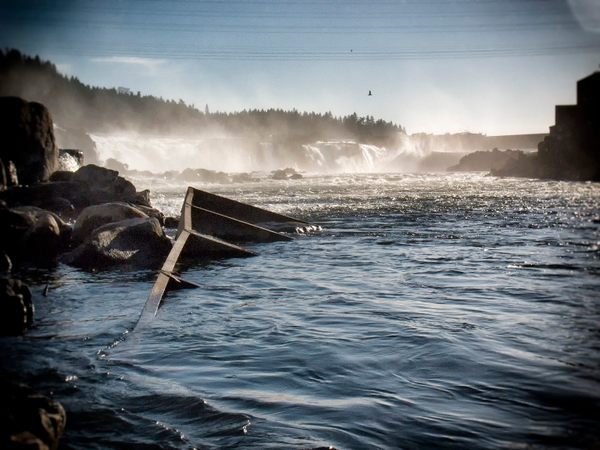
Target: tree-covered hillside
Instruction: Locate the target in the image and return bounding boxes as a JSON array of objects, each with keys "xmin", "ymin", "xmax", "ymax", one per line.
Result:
[{"xmin": 0, "ymin": 49, "xmax": 404, "ymax": 146}]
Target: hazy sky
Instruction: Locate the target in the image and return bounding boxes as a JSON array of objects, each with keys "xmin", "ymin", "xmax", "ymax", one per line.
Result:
[{"xmin": 1, "ymin": 0, "xmax": 600, "ymax": 135}]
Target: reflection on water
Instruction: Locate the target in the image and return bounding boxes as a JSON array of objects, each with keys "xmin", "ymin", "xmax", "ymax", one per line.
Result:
[{"xmin": 2, "ymin": 173, "xmax": 599, "ymax": 449}]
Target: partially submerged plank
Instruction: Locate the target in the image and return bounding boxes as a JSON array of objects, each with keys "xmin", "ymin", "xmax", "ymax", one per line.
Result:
[
  {"xmin": 186, "ymin": 187, "xmax": 309, "ymax": 226},
  {"xmin": 135, "ymin": 229, "xmax": 255, "ymax": 329},
  {"xmin": 161, "ymin": 270, "xmax": 201, "ymax": 290},
  {"xmin": 188, "ymin": 204, "xmax": 292, "ymax": 243},
  {"xmin": 135, "ymin": 229, "xmax": 192, "ymax": 328},
  {"xmin": 180, "ymin": 229, "xmax": 257, "ymax": 258},
  {"xmin": 136, "ymin": 185, "xmax": 310, "ymax": 328}
]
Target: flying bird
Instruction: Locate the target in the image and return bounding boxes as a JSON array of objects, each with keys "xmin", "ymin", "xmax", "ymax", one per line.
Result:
[{"xmin": 368, "ymin": 90, "xmax": 372, "ymax": 96}]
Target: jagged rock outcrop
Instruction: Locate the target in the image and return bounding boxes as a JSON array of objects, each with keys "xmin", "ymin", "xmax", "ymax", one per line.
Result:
[
  {"xmin": 0, "ymin": 97, "xmax": 58, "ymax": 185},
  {"xmin": 62, "ymin": 217, "xmax": 172, "ymax": 269}
]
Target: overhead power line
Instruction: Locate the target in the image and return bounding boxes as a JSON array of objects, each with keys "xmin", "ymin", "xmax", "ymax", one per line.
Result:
[{"xmin": 49, "ymin": 43, "xmax": 600, "ymax": 60}]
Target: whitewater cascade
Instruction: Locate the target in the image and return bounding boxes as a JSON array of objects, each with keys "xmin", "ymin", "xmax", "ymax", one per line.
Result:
[{"xmin": 89, "ymin": 133, "xmax": 450, "ymax": 174}]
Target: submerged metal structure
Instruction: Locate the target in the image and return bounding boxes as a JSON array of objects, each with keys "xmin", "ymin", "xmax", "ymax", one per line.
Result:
[{"xmin": 135, "ymin": 187, "xmax": 312, "ymax": 328}]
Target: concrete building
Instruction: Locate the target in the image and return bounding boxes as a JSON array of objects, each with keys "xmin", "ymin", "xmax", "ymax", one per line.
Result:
[{"xmin": 538, "ymin": 72, "xmax": 600, "ymax": 180}]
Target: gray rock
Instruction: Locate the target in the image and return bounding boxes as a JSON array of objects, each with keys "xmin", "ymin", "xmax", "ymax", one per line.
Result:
[
  {"xmin": 130, "ymin": 203, "xmax": 164, "ymax": 225},
  {"xmin": 72, "ymin": 164, "xmax": 137, "ymax": 204},
  {"xmin": 62, "ymin": 217, "xmax": 172, "ymax": 269},
  {"xmin": 72, "ymin": 202, "xmax": 148, "ymax": 243},
  {"xmin": 134, "ymin": 189, "xmax": 152, "ymax": 207},
  {"xmin": 164, "ymin": 216, "xmax": 179, "ymax": 228},
  {"xmin": 48, "ymin": 170, "xmax": 74, "ymax": 182}
]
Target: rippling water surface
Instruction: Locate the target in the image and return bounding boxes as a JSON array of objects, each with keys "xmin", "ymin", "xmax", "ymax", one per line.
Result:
[{"xmin": 2, "ymin": 173, "xmax": 599, "ymax": 449}]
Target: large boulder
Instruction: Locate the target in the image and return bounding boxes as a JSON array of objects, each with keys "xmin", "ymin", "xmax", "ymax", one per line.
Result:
[
  {"xmin": 72, "ymin": 202, "xmax": 149, "ymax": 242},
  {"xmin": 0, "ymin": 382, "xmax": 66, "ymax": 450},
  {"xmin": 62, "ymin": 217, "xmax": 172, "ymax": 269},
  {"xmin": 71, "ymin": 164, "xmax": 137, "ymax": 205},
  {"xmin": 0, "ymin": 278, "xmax": 33, "ymax": 335},
  {"xmin": 0, "ymin": 97, "xmax": 58, "ymax": 185},
  {"xmin": 0, "ymin": 206, "xmax": 71, "ymax": 263}
]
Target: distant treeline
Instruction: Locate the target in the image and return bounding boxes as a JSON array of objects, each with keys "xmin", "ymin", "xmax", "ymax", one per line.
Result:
[{"xmin": 0, "ymin": 49, "xmax": 404, "ymax": 145}]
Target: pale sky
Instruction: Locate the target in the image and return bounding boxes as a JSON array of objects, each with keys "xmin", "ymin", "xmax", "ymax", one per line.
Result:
[{"xmin": 1, "ymin": 0, "xmax": 600, "ymax": 135}]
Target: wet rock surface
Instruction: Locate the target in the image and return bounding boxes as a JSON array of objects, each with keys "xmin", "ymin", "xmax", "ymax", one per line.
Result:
[
  {"xmin": 0, "ymin": 381, "xmax": 66, "ymax": 450},
  {"xmin": 0, "ymin": 278, "xmax": 33, "ymax": 336},
  {"xmin": 62, "ymin": 217, "xmax": 172, "ymax": 270},
  {"xmin": 0, "ymin": 97, "xmax": 58, "ymax": 185},
  {"xmin": 0, "ymin": 206, "xmax": 71, "ymax": 263},
  {"xmin": 72, "ymin": 202, "xmax": 149, "ymax": 243}
]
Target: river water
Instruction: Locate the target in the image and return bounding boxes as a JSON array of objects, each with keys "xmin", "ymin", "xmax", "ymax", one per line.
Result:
[{"xmin": 2, "ymin": 172, "xmax": 599, "ymax": 449}]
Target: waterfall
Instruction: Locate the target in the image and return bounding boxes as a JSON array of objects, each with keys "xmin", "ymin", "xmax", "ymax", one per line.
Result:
[{"xmin": 88, "ymin": 133, "xmax": 461, "ymax": 174}]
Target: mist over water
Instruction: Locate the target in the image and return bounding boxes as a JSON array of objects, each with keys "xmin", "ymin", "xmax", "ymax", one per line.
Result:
[{"xmin": 90, "ymin": 133, "xmax": 439, "ymax": 174}]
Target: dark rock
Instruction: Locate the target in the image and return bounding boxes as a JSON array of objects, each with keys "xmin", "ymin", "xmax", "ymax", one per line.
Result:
[
  {"xmin": 48, "ymin": 170, "xmax": 73, "ymax": 182},
  {"xmin": 62, "ymin": 217, "xmax": 172, "ymax": 269},
  {"xmin": 134, "ymin": 189, "xmax": 152, "ymax": 207},
  {"xmin": 72, "ymin": 164, "xmax": 118, "ymax": 185},
  {"xmin": 0, "ymin": 252, "xmax": 12, "ymax": 272},
  {"xmin": 0, "ymin": 182, "xmax": 85, "ymax": 219},
  {"xmin": 42, "ymin": 197, "xmax": 75, "ymax": 218},
  {"xmin": 0, "ymin": 166, "xmax": 149, "ymax": 219},
  {"xmin": 0, "ymin": 278, "xmax": 33, "ymax": 335},
  {"xmin": 0, "ymin": 206, "xmax": 72, "ymax": 263},
  {"xmin": 0, "ymin": 381, "xmax": 66, "ymax": 450},
  {"xmin": 0, "ymin": 97, "xmax": 58, "ymax": 185},
  {"xmin": 129, "ymin": 203, "xmax": 164, "ymax": 225},
  {"xmin": 72, "ymin": 202, "xmax": 148, "ymax": 242},
  {"xmin": 448, "ymin": 148, "xmax": 524, "ymax": 172},
  {"xmin": 164, "ymin": 216, "xmax": 179, "ymax": 228},
  {"xmin": 491, "ymin": 152, "xmax": 541, "ymax": 178},
  {"xmin": 72, "ymin": 164, "xmax": 137, "ymax": 204},
  {"xmin": 271, "ymin": 167, "xmax": 302, "ymax": 180}
]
